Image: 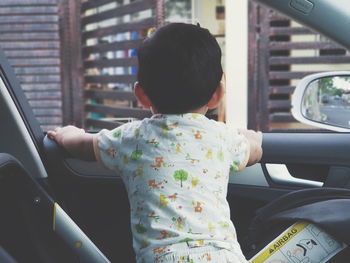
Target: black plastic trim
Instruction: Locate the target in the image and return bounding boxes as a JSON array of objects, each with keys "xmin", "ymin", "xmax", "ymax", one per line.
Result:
[
  {"xmin": 262, "ymin": 133, "xmax": 350, "ymax": 166},
  {"xmin": 0, "ymin": 49, "xmax": 44, "ymax": 156},
  {"xmin": 228, "ymin": 184, "xmax": 293, "ymax": 202}
]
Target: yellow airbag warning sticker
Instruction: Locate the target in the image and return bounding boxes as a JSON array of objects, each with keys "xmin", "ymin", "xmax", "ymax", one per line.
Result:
[{"xmin": 250, "ymin": 221, "xmax": 347, "ymax": 263}]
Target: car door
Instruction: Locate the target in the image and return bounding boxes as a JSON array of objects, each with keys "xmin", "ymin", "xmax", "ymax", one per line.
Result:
[
  {"xmin": 0, "ymin": 43, "xmax": 114, "ymax": 263},
  {"xmin": 40, "ymin": 104, "xmax": 350, "ymax": 263},
  {"xmin": 1, "ymin": 44, "xmax": 325, "ymax": 262},
  {"xmin": 2, "ymin": 1, "xmax": 350, "ymax": 263}
]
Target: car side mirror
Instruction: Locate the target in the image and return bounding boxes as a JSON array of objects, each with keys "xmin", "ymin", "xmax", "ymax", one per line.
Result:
[{"xmin": 292, "ymin": 71, "xmax": 350, "ymax": 132}]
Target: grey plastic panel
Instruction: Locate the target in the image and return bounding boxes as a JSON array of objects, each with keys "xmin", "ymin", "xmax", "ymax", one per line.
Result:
[
  {"xmin": 54, "ymin": 203, "xmax": 111, "ymax": 263},
  {"xmin": 262, "ymin": 133, "xmax": 350, "ymax": 166},
  {"xmin": 265, "ymin": 163, "xmax": 322, "ymax": 187},
  {"xmin": 0, "ymin": 77, "xmax": 47, "ymax": 178},
  {"xmin": 229, "ymin": 164, "xmax": 269, "ymax": 186},
  {"xmin": 290, "ymin": 0, "xmax": 314, "ymax": 14},
  {"xmin": 64, "ymin": 159, "xmax": 116, "ymax": 177},
  {"xmin": 255, "ymin": 0, "xmax": 350, "ymax": 49}
]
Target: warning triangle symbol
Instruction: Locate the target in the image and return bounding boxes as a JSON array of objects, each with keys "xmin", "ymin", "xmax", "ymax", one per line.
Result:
[{"xmin": 269, "ymin": 248, "xmax": 274, "ymax": 254}]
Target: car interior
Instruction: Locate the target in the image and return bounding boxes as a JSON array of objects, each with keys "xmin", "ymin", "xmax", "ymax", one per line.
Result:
[{"xmin": 0, "ymin": 0, "xmax": 350, "ymax": 262}]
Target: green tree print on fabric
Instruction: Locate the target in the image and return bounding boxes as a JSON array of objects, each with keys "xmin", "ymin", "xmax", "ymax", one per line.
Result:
[
  {"xmin": 230, "ymin": 161, "xmax": 240, "ymax": 172},
  {"xmin": 136, "ymin": 220, "xmax": 147, "ymax": 234},
  {"xmin": 113, "ymin": 129, "xmax": 121, "ymax": 138},
  {"xmin": 173, "ymin": 169, "xmax": 189, "ymax": 187},
  {"xmin": 179, "ymin": 237, "xmax": 194, "ymax": 243},
  {"xmin": 131, "ymin": 145, "xmax": 143, "ymax": 161}
]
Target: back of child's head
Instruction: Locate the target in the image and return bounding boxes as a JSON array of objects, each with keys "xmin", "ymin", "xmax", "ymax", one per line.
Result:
[{"xmin": 137, "ymin": 23, "xmax": 223, "ymax": 114}]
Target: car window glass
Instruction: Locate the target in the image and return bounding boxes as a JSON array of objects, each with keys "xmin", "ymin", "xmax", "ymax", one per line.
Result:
[{"xmin": 1, "ymin": 1, "xmax": 348, "ymax": 133}]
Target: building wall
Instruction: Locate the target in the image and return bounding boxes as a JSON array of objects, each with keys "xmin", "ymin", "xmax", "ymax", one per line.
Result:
[
  {"xmin": 193, "ymin": 0, "xmax": 248, "ymax": 128},
  {"xmin": 291, "ymin": 22, "xmax": 350, "ymax": 84},
  {"xmin": 0, "ymin": 0, "xmax": 63, "ymax": 131}
]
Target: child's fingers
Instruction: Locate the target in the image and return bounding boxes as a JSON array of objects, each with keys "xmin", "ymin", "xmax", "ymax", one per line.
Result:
[{"xmin": 47, "ymin": 130, "xmax": 57, "ymax": 139}]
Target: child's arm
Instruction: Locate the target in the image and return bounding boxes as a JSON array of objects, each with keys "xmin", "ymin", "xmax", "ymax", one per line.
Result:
[
  {"xmin": 47, "ymin": 126, "xmax": 96, "ymax": 161},
  {"xmin": 239, "ymin": 129, "xmax": 263, "ymax": 166}
]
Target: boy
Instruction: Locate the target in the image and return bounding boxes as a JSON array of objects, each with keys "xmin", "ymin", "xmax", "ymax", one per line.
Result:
[{"xmin": 48, "ymin": 23, "xmax": 262, "ymax": 263}]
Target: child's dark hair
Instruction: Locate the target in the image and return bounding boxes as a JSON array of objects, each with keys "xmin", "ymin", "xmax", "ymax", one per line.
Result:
[{"xmin": 137, "ymin": 23, "xmax": 223, "ymax": 114}]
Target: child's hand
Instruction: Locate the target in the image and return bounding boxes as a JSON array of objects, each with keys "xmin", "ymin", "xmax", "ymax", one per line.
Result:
[
  {"xmin": 47, "ymin": 125, "xmax": 85, "ymax": 139},
  {"xmin": 47, "ymin": 125, "xmax": 85, "ymax": 148},
  {"xmin": 239, "ymin": 129, "xmax": 263, "ymax": 166},
  {"xmin": 47, "ymin": 126, "xmax": 96, "ymax": 161}
]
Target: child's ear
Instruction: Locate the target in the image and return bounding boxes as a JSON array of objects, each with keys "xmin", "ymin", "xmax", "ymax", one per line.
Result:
[
  {"xmin": 207, "ymin": 74, "xmax": 225, "ymax": 109},
  {"xmin": 134, "ymin": 82, "xmax": 152, "ymax": 110}
]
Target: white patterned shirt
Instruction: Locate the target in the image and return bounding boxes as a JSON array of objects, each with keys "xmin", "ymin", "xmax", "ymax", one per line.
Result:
[{"xmin": 93, "ymin": 113, "xmax": 250, "ymax": 262}]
